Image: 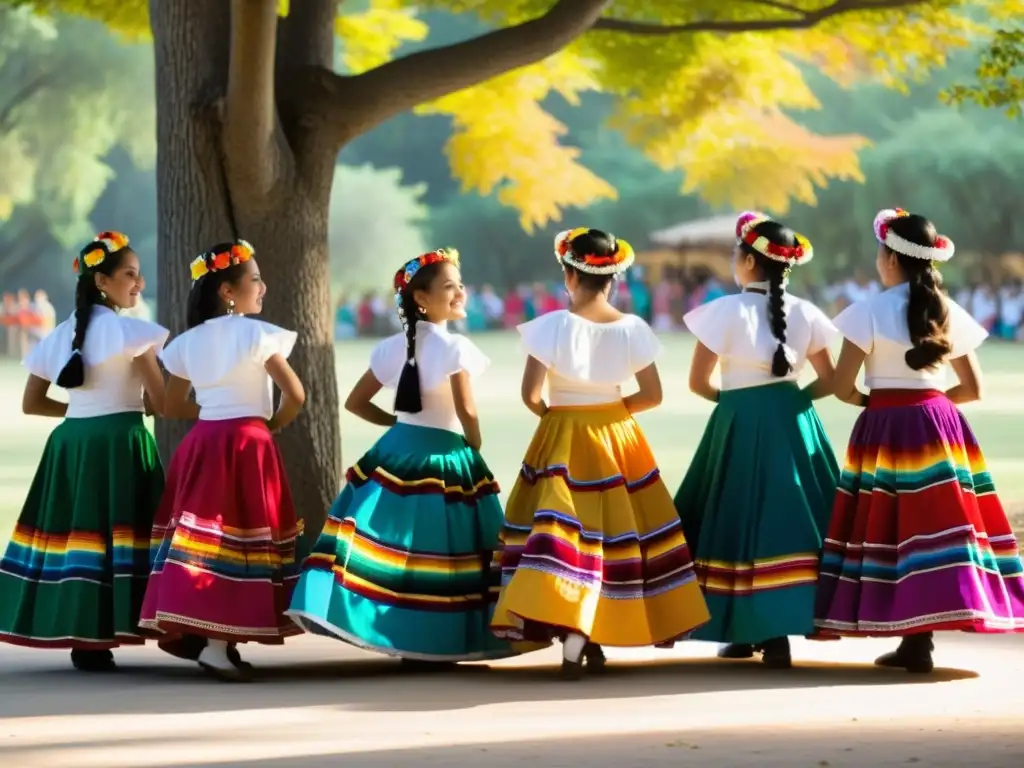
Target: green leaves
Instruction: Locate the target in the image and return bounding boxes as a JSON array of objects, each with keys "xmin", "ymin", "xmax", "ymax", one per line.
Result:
[{"xmin": 943, "ymin": 27, "xmax": 1024, "ymax": 116}]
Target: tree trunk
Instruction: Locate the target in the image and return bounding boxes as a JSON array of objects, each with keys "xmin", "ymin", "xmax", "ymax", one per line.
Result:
[{"xmin": 150, "ymin": 0, "xmax": 341, "ymax": 537}]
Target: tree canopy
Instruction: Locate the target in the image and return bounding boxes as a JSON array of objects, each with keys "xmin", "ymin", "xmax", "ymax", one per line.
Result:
[
  {"xmin": 10, "ymin": 0, "xmax": 1021, "ymax": 231},
  {"xmin": 0, "ymin": 5, "xmax": 154, "ymax": 284}
]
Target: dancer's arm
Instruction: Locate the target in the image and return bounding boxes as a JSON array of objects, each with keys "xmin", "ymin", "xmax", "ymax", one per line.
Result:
[
  {"xmin": 521, "ymin": 356, "xmax": 549, "ymax": 418},
  {"xmin": 946, "ymin": 353, "xmax": 983, "ymax": 404},
  {"xmin": 451, "ymin": 370, "xmax": 482, "ymax": 451},
  {"xmin": 265, "ymin": 354, "xmax": 306, "ymax": 433},
  {"xmin": 686, "ymin": 341, "xmax": 719, "ymax": 403},
  {"xmin": 21, "ymin": 375, "xmax": 67, "ymax": 418},
  {"xmin": 344, "ymin": 368, "xmax": 396, "ymax": 427},
  {"xmin": 803, "ymin": 347, "xmax": 836, "ymax": 400},
  {"xmin": 832, "ymin": 339, "xmax": 869, "ymax": 407},
  {"xmin": 624, "ymin": 362, "xmax": 663, "ymax": 414},
  {"xmin": 164, "ymin": 375, "xmax": 200, "ymax": 420},
  {"xmin": 133, "ymin": 348, "xmax": 166, "ymax": 416}
]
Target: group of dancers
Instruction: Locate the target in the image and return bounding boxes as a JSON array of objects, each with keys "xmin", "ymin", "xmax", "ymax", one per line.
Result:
[{"xmin": 1, "ymin": 209, "xmax": 1022, "ymax": 683}]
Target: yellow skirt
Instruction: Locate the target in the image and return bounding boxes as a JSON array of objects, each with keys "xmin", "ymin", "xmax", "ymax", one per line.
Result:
[{"xmin": 491, "ymin": 402, "xmax": 710, "ymax": 647}]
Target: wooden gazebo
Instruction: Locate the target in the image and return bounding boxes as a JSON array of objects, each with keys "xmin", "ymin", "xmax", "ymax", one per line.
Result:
[{"xmin": 637, "ymin": 214, "xmax": 740, "ymax": 282}]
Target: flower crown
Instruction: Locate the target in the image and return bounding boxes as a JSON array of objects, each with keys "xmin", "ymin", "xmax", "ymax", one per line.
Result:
[
  {"xmin": 190, "ymin": 239, "xmax": 255, "ymax": 282},
  {"xmin": 72, "ymin": 231, "xmax": 130, "ymax": 273},
  {"xmin": 873, "ymin": 208, "xmax": 955, "ymax": 263},
  {"xmin": 393, "ymin": 248, "xmax": 460, "ymax": 327},
  {"xmin": 735, "ymin": 212, "xmax": 813, "ymax": 266},
  {"xmin": 554, "ymin": 227, "xmax": 635, "ymax": 276}
]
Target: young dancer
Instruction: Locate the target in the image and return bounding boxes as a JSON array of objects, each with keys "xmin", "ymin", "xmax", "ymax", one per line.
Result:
[
  {"xmin": 814, "ymin": 208, "xmax": 1024, "ymax": 671},
  {"xmin": 674, "ymin": 212, "xmax": 840, "ymax": 668},
  {"xmin": 287, "ymin": 249, "xmax": 512, "ymax": 664},
  {"xmin": 490, "ymin": 227, "xmax": 710, "ymax": 679},
  {"xmin": 140, "ymin": 239, "xmax": 306, "ymax": 681},
  {"xmin": 0, "ymin": 232, "xmax": 168, "ymax": 671}
]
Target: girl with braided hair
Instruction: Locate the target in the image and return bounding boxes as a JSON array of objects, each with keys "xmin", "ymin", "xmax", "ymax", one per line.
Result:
[
  {"xmin": 490, "ymin": 228, "xmax": 710, "ymax": 680},
  {"xmin": 140, "ymin": 240, "xmax": 306, "ymax": 681},
  {"xmin": 674, "ymin": 213, "xmax": 841, "ymax": 669},
  {"xmin": 814, "ymin": 209, "xmax": 1024, "ymax": 672},
  {"xmin": 0, "ymin": 232, "xmax": 168, "ymax": 671},
  {"xmin": 287, "ymin": 249, "xmax": 514, "ymax": 665}
]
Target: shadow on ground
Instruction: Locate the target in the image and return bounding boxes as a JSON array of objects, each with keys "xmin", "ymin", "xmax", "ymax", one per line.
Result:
[{"xmin": 0, "ymin": 654, "xmax": 977, "ymax": 720}]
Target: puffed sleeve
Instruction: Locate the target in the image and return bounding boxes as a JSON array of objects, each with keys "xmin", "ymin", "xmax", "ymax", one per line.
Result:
[
  {"xmin": 682, "ymin": 297, "xmax": 732, "ymax": 356},
  {"xmin": 517, "ymin": 313, "xmax": 560, "ymax": 367},
  {"xmin": 120, "ymin": 317, "xmax": 170, "ymax": 358},
  {"xmin": 442, "ymin": 334, "xmax": 490, "ymax": 379},
  {"xmin": 832, "ymin": 300, "xmax": 874, "ymax": 354},
  {"xmin": 369, "ymin": 334, "xmax": 407, "ymax": 388},
  {"xmin": 22, "ymin": 329, "xmax": 64, "ymax": 381},
  {"xmin": 628, "ymin": 318, "xmax": 663, "ymax": 372},
  {"xmin": 946, "ymin": 297, "xmax": 989, "ymax": 359},
  {"xmin": 251, "ymin": 320, "xmax": 298, "ymax": 364},
  {"xmin": 159, "ymin": 336, "xmax": 187, "ymax": 379},
  {"xmin": 803, "ymin": 302, "xmax": 840, "ymax": 354}
]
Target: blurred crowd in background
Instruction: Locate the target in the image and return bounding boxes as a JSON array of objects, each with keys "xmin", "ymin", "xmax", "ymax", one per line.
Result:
[{"xmin": 4, "ymin": 270, "xmax": 1021, "ymax": 361}]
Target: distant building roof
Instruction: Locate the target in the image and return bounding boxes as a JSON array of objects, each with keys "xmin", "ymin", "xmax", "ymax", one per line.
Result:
[{"xmin": 648, "ymin": 214, "xmax": 741, "ymax": 248}]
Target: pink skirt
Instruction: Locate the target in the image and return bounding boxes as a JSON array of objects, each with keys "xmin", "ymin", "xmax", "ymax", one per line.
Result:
[{"xmin": 139, "ymin": 418, "xmax": 303, "ymax": 644}]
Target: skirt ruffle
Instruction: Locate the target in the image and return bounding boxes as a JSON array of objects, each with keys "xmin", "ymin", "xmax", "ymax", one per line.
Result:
[
  {"xmin": 139, "ymin": 418, "xmax": 302, "ymax": 644},
  {"xmin": 491, "ymin": 402, "xmax": 710, "ymax": 647},
  {"xmin": 675, "ymin": 382, "xmax": 840, "ymax": 644},
  {"xmin": 814, "ymin": 389, "xmax": 1024, "ymax": 637},
  {"xmin": 286, "ymin": 422, "xmax": 515, "ymax": 661},
  {"xmin": 0, "ymin": 412, "xmax": 163, "ymax": 649}
]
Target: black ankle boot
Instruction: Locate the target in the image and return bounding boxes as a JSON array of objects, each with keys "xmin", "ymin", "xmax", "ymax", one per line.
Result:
[
  {"xmin": 718, "ymin": 643, "xmax": 756, "ymax": 659},
  {"xmin": 759, "ymin": 637, "xmax": 792, "ymax": 669},
  {"xmin": 583, "ymin": 643, "xmax": 606, "ymax": 672},
  {"xmin": 71, "ymin": 648, "xmax": 116, "ymax": 672},
  {"xmin": 874, "ymin": 632, "xmax": 934, "ymax": 674}
]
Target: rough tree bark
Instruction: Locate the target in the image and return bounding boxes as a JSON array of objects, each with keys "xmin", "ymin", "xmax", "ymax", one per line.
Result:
[{"xmin": 151, "ymin": 0, "xmax": 615, "ymax": 538}]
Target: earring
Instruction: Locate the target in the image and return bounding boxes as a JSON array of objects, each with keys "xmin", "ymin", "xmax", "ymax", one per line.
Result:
[
  {"xmin": 100, "ymin": 291, "xmax": 107, "ymax": 301},
  {"xmin": 417, "ymin": 306, "xmax": 426, "ymax": 315},
  {"xmin": 227, "ymin": 299, "xmax": 235, "ymax": 315}
]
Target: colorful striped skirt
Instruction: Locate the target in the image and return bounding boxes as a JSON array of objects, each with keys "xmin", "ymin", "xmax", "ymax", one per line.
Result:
[
  {"xmin": 286, "ymin": 422, "xmax": 515, "ymax": 661},
  {"xmin": 491, "ymin": 402, "xmax": 710, "ymax": 647},
  {"xmin": 814, "ymin": 389, "xmax": 1024, "ymax": 636},
  {"xmin": 674, "ymin": 382, "xmax": 840, "ymax": 644},
  {"xmin": 0, "ymin": 412, "xmax": 163, "ymax": 649},
  {"xmin": 139, "ymin": 418, "xmax": 303, "ymax": 644}
]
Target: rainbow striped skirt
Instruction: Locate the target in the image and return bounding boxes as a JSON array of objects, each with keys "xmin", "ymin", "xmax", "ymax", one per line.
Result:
[
  {"xmin": 814, "ymin": 389, "xmax": 1024, "ymax": 636},
  {"xmin": 286, "ymin": 422, "xmax": 515, "ymax": 661},
  {"xmin": 674, "ymin": 382, "xmax": 840, "ymax": 644},
  {"xmin": 491, "ymin": 402, "xmax": 710, "ymax": 648},
  {"xmin": 0, "ymin": 412, "xmax": 163, "ymax": 649}
]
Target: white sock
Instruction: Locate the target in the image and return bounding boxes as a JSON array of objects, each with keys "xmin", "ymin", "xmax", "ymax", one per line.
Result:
[
  {"xmin": 562, "ymin": 632, "xmax": 586, "ymax": 662},
  {"xmin": 198, "ymin": 639, "xmax": 233, "ymax": 670}
]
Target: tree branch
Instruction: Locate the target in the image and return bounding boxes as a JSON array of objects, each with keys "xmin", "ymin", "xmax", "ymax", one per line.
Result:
[
  {"xmin": 318, "ymin": 0, "xmax": 613, "ymax": 144},
  {"xmin": 0, "ymin": 66, "xmax": 60, "ymax": 135},
  {"xmin": 224, "ymin": 0, "xmax": 291, "ymax": 198},
  {"xmin": 591, "ymin": 0, "xmax": 930, "ymax": 35}
]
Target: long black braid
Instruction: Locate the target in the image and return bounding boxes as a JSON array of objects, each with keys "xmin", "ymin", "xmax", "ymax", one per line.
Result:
[{"xmin": 56, "ymin": 236, "xmax": 132, "ymax": 389}]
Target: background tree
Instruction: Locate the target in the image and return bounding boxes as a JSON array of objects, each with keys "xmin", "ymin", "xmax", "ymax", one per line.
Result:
[
  {"xmin": 0, "ymin": 6, "xmax": 154, "ymax": 288},
  {"xmin": 6, "ymin": 0, "xmax": 1020, "ymax": 533}
]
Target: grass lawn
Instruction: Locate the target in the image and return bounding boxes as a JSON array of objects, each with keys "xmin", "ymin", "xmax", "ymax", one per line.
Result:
[{"xmin": 1, "ymin": 331, "xmax": 1023, "ymax": 544}]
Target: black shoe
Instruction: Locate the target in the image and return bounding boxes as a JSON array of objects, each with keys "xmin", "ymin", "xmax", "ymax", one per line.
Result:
[
  {"xmin": 71, "ymin": 649, "xmax": 116, "ymax": 672},
  {"xmin": 874, "ymin": 633, "xmax": 934, "ymax": 674},
  {"xmin": 198, "ymin": 659, "xmax": 253, "ymax": 682},
  {"xmin": 759, "ymin": 637, "xmax": 792, "ymax": 669},
  {"xmin": 718, "ymin": 643, "xmax": 756, "ymax": 659},
  {"xmin": 583, "ymin": 643, "xmax": 606, "ymax": 672},
  {"xmin": 226, "ymin": 644, "xmax": 254, "ymax": 671},
  {"xmin": 400, "ymin": 658, "xmax": 457, "ymax": 672},
  {"xmin": 560, "ymin": 658, "xmax": 585, "ymax": 680}
]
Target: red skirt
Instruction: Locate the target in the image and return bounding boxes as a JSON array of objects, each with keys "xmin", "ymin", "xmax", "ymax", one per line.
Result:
[{"xmin": 139, "ymin": 418, "xmax": 303, "ymax": 643}]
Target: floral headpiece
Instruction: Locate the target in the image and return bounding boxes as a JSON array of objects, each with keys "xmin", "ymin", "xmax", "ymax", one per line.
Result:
[
  {"xmin": 554, "ymin": 227, "xmax": 635, "ymax": 276},
  {"xmin": 393, "ymin": 248, "xmax": 460, "ymax": 327},
  {"xmin": 73, "ymin": 231, "xmax": 130, "ymax": 273},
  {"xmin": 873, "ymin": 208, "xmax": 955, "ymax": 263},
  {"xmin": 189, "ymin": 239, "xmax": 255, "ymax": 283},
  {"xmin": 736, "ymin": 211, "xmax": 813, "ymax": 266}
]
